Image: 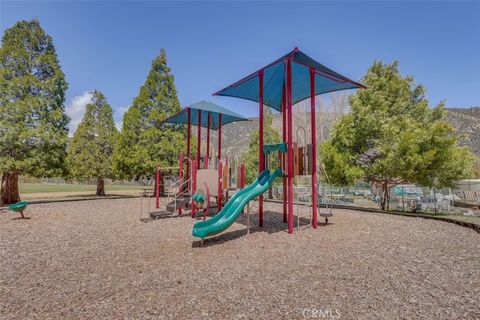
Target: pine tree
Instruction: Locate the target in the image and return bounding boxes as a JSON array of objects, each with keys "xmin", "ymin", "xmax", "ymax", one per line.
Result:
[
  {"xmin": 66, "ymin": 90, "xmax": 117, "ymax": 196},
  {"xmin": 320, "ymin": 61, "xmax": 475, "ymax": 210},
  {"xmin": 0, "ymin": 19, "xmax": 69, "ymax": 204},
  {"xmin": 113, "ymin": 49, "xmax": 184, "ymax": 189}
]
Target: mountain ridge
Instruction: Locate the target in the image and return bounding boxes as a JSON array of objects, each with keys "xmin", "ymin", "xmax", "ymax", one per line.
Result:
[{"xmin": 220, "ymin": 107, "xmax": 480, "ymax": 162}]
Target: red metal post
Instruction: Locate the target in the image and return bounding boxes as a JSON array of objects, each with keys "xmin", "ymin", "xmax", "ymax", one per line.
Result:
[
  {"xmin": 310, "ymin": 68, "xmax": 318, "ymax": 228},
  {"xmin": 282, "ymin": 82, "xmax": 287, "ymax": 223},
  {"xmin": 155, "ymin": 163, "xmax": 160, "ymax": 209},
  {"xmin": 218, "ymin": 114, "xmax": 222, "ymax": 162},
  {"xmin": 216, "ymin": 114, "xmax": 223, "ymax": 211},
  {"xmin": 287, "ymin": 58, "xmax": 294, "ymax": 234},
  {"xmin": 186, "ymin": 108, "xmax": 191, "ymax": 191},
  {"xmin": 218, "ymin": 159, "xmax": 223, "ymax": 211},
  {"xmin": 206, "ymin": 112, "xmax": 211, "ymax": 168},
  {"xmin": 191, "ymin": 160, "xmax": 197, "ymax": 218},
  {"xmin": 197, "ymin": 110, "xmax": 202, "ymax": 168},
  {"xmin": 258, "ymin": 69, "xmax": 264, "ymax": 227},
  {"xmin": 178, "ymin": 152, "xmax": 183, "ymax": 215}
]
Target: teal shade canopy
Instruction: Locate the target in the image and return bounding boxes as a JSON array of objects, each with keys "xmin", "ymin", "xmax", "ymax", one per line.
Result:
[
  {"xmin": 162, "ymin": 100, "xmax": 249, "ymax": 130},
  {"xmin": 214, "ymin": 48, "xmax": 366, "ymax": 111}
]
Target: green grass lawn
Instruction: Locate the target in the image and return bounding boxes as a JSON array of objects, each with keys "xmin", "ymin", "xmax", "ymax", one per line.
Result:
[{"xmin": 19, "ymin": 183, "xmax": 147, "ymax": 194}]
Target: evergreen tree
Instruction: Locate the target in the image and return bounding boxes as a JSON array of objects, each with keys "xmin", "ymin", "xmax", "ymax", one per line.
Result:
[
  {"xmin": 243, "ymin": 108, "xmax": 281, "ymax": 184},
  {"xmin": 66, "ymin": 90, "xmax": 117, "ymax": 196},
  {"xmin": 113, "ymin": 49, "xmax": 184, "ymax": 189},
  {"xmin": 320, "ymin": 61, "xmax": 474, "ymax": 210},
  {"xmin": 0, "ymin": 19, "xmax": 69, "ymax": 204}
]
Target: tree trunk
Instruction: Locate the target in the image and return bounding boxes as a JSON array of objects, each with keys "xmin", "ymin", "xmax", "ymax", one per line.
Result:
[
  {"xmin": 1, "ymin": 172, "xmax": 20, "ymax": 205},
  {"xmin": 380, "ymin": 181, "xmax": 390, "ymax": 211},
  {"xmin": 96, "ymin": 178, "xmax": 105, "ymax": 196}
]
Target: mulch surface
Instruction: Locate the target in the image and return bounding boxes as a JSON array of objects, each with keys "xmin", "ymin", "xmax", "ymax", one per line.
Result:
[{"xmin": 1, "ymin": 199, "xmax": 479, "ymax": 319}]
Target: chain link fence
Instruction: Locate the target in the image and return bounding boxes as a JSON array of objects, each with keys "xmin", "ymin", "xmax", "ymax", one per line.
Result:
[{"xmin": 271, "ymin": 177, "xmax": 480, "ymax": 217}]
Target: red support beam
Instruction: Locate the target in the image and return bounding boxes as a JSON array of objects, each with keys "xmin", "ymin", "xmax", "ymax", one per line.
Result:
[
  {"xmin": 218, "ymin": 114, "xmax": 222, "ymax": 162},
  {"xmin": 287, "ymin": 58, "xmax": 294, "ymax": 234},
  {"xmin": 197, "ymin": 110, "xmax": 202, "ymax": 167},
  {"xmin": 186, "ymin": 108, "xmax": 191, "ymax": 190},
  {"xmin": 258, "ymin": 69, "xmax": 264, "ymax": 227},
  {"xmin": 217, "ymin": 159, "xmax": 223, "ymax": 211},
  {"xmin": 282, "ymin": 82, "xmax": 287, "ymax": 223},
  {"xmin": 218, "ymin": 114, "xmax": 223, "ymax": 210},
  {"xmin": 310, "ymin": 68, "xmax": 318, "ymax": 228},
  {"xmin": 178, "ymin": 152, "xmax": 183, "ymax": 215},
  {"xmin": 225, "ymin": 155, "xmax": 228, "ymax": 192},
  {"xmin": 191, "ymin": 160, "xmax": 197, "ymax": 218},
  {"xmin": 206, "ymin": 112, "xmax": 211, "ymax": 167}
]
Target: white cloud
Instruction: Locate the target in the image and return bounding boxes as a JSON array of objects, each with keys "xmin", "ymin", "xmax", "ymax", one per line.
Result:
[
  {"xmin": 66, "ymin": 91, "xmax": 93, "ymax": 136},
  {"xmin": 114, "ymin": 106, "xmax": 129, "ymax": 131}
]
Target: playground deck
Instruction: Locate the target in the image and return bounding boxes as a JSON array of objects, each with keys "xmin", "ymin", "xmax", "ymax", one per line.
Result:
[{"xmin": 1, "ymin": 198, "xmax": 479, "ymax": 319}]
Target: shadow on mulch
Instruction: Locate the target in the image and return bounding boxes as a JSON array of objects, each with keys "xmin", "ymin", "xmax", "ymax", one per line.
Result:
[
  {"xmin": 192, "ymin": 210, "xmax": 332, "ymax": 248},
  {"xmin": 149, "ymin": 210, "xmax": 192, "ymax": 220},
  {"xmin": 0, "ymin": 208, "xmax": 31, "ymax": 220},
  {"xmin": 11, "ymin": 216, "xmax": 31, "ymax": 220},
  {"xmin": 148, "ymin": 209, "xmax": 219, "ymax": 221}
]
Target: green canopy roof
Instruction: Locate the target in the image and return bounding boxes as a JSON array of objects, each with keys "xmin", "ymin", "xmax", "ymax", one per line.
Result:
[
  {"xmin": 162, "ymin": 100, "xmax": 249, "ymax": 130},
  {"xmin": 213, "ymin": 48, "xmax": 366, "ymax": 111}
]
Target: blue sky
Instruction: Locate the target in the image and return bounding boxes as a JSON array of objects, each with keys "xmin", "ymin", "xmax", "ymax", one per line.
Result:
[{"xmin": 1, "ymin": 1, "xmax": 479, "ymax": 133}]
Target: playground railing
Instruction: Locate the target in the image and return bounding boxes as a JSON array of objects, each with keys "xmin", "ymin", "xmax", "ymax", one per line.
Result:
[
  {"xmin": 160, "ymin": 177, "xmax": 192, "ymax": 210},
  {"xmin": 173, "ymin": 177, "xmax": 192, "ymax": 212}
]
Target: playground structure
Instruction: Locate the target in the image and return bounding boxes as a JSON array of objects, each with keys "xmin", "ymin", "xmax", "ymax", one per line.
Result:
[
  {"xmin": 154, "ymin": 100, "xmax": 249, "ymax": 219},
  {"xmin": 150, "ymin": 48, "xmax": 366, "ymax": 241},
  {"xmin": 213, "ymin": 47, "xmax": 365, "ymax": 234}
]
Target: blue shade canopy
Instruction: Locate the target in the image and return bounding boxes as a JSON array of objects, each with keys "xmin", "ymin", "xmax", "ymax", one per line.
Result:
[
  {"xmin": 213, "ymin": 48, "xmax": 366, "ymax": 111},
  {"xmin": 162, "ymin": 100, "xmax": 249, "ymax": 130}
]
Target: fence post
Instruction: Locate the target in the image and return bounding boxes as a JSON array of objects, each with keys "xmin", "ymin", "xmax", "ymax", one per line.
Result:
[
  {"xmin": 450, "ymin": 188, "xmax": 455, "ymax": 211},
  {"xmin": 155, "ymin": 164, "xmax": 160, "ymax": 209}
]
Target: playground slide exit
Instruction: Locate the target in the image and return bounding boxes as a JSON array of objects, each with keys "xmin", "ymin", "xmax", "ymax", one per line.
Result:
[{"xmin": 192, "ymin": 168, "xmax": 283, "ymax": 239}]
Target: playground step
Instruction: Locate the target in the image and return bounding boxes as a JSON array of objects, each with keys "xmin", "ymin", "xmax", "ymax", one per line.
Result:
[{"xmin": 166, "ymin": 196, "xmax": 191, "ymax": 213}]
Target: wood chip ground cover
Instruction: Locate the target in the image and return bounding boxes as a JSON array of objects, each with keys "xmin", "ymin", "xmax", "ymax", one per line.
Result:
[{"xmin": 1, "ymin": 199, "xmax": 479, "ymax": 319}]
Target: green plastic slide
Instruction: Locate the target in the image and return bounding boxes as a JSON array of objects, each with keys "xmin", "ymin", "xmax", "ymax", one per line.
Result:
[{"xmin": 192, "ymin": 168, "xmax": 282, "ymax": 239}]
